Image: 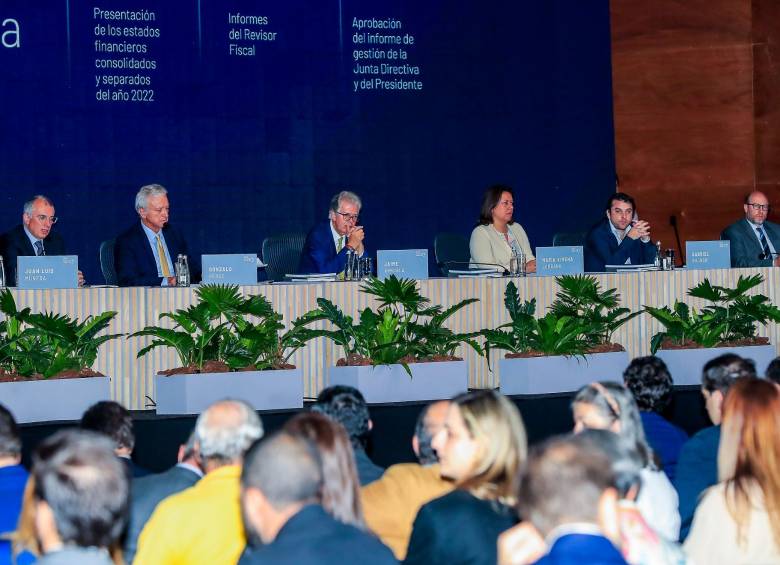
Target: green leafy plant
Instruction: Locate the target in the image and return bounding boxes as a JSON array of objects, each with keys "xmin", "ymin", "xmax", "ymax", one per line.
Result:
[
  {"xmin": 645, "ymin": 274, "xmax": 780, "ymax": 353},
  {"xmin": 132, "ymin": 284, "xmax": 321, "ymax": 372},
  {"xmin": 0, "ymin": 289, "xmax": 122, "ymax": 378},
  {"xmin": 301, "ymin": 275, "xmax": 481, "ymax": 373}
]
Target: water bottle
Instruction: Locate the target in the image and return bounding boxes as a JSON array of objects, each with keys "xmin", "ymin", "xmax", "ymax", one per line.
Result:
[
  {"xmin": 176, "ymin": 254, "xmax": 191, "ymax": 287},
  {"xmin": 0, "ymin": 256, "xmax": 6, "ymax": 289},
  {"xmin": 344, "ymin": 250, "xmax": 356, "ymax": 281},
  {"xmin": 654, "ymin": 241, "xmax": 663, "ymax": 269}
]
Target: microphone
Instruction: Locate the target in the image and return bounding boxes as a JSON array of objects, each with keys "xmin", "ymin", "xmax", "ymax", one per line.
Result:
[
  {"xmin": 440, "ymin": 260, "xmax": 509, "ymax": 276},
  {"xmin": 669, "ymin": 215, "xmax": 684, "ymax": 266}
]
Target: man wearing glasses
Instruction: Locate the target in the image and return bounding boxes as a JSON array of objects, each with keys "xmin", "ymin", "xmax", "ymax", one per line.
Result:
[
  {"xmin": 722, "ymin": 191, "xmax": 780, "ymax": 267},
  {"xmin": 299, "ymin": 190, "xmax": 366, "ymax": 274},
  {"xmin": 0, "ymin": 195, "xmax": 85, "ymax": 286}
]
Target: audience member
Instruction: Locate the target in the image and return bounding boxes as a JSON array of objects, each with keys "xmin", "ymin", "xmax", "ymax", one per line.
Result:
[
  {"xmin": 134, "ymin": 399, "xmax": 263, "ymax": 565},
  {"xmin": 674, "ymin": 354, "xmax": 754, "ymax": 539},
  {"xmin": 405, "ymin": 390, "xmax": 525, "ymax": 565},
  {"xmin": 684, "ymin": 377, "xmax": 780, "ymax": 563},
  {"xmin": 0, "ymin": 195, "xmax": 84, "ymax": 286},
  {"xmin": 584, "ymin": 192, "xmax": 656, "ymax": 272},
  {"xmin": 238, "ymin": 431, "xmax": 396, "ymax": 565},
  {"xmin": 299, "ymin": 191, "xmax": 366, "ymax": 275},
  {"xmin": 284, "ymin": 412, "xmax": 365, "ymax": 528},
  {"xmin": 765, "ymin": 355, "xmax": 780, "ymax": 385},
  {"xmin": 312, "ymin": 385, "xmax": 384, "ymax": 485},
  {"xmin": 517, "ymin": 435, "xmax": 628, "ymax": 565},
  {"xmin": 80, "ymin": 400, "xmax": 149, "ymax": 477},
  {"xmin": 572, "ymin": 381, "xmax": 680, "ymax": 540},
  {"xmin": 721, "ymin": 191, "xmax": 780, "ymax": 267},
  {"xmin": 114, "ymin": 183, "xmax": 198, "ymax": 287},
  {"xmin": 123, "ymin": 430, "xmax": 202, "ymax": 564},
  {"xmin": 469, "ymin": 185, "xmax": 536, "ymax": 273},
  {"xmin": 31, "ymin": 430, "xmax": 128, "ymax": 565},
  {"xmin": 622, "ymin": 356, "xmax": 687, "ymax": 481},
  {"xmin": 0, "ymin": 404, "xmax": 28, "ymax": 564},
  {"xmin": 361, "ymin": 400, "xmax": 454, "ymax": 559}
]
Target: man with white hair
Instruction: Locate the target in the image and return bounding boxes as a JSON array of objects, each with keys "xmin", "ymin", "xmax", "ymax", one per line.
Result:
[
  {"xmin": 134, "ymin": 400, "xmax": 263, "ymax": 565},
  {"xmin": 114, "ymin": 183, "xmax": 198, "ymax": 286}
]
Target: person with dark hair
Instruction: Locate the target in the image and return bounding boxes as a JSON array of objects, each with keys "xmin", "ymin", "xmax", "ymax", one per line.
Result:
[
  {"xmin": 622, "ymin": 356, "xmax": 688, "ymax": 481},
  {"xmin": 516, "ymin": 435, "xmax": 628, "ymax": 564},
  {"xmin": 361, "ymin": 400, "xmax": 453, "ymax": 559},
  {"xmin": 469, "ymin": 184, "xmax": 536, "ymax": 273},
  {"xmin": 584, "ymin": 192, "xmax": 656, "ymax": 272},
  {"xmin": 311, "ymin": 385, "xmax": 384, "ymax": 485},
  {"xmin": 123, "ymin": 430, "xmax": 202, "ymax": 564},
  {"xmin": 0, "ymin": 404, "xmax": 28, "ymax": 565},
  {"xmin": 721, "ymin": 190, "xmax": 780, "ymax": 267},
  {"xmin": 80, "ymin": 400, "xmax": 149, "ymax": 478},
  {"xmin": 31, "ymin": 429, "xmax": 129, "ymax": 565},
  {"xmin": 765, "ymin": 356, "xmax": 780, "ymax": 385},
  {"xmin": 674, "ymin": 353, "xmax": 753, "ymax": 540},
  {"xmin": 239, "ymin": 431, "xmax": 396, "ymax": 565}
]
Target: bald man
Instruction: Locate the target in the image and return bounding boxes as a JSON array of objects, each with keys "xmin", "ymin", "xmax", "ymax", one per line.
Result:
[{"xmin": 722, "ymin": 191, "xmax": 780, "ymax": 268}]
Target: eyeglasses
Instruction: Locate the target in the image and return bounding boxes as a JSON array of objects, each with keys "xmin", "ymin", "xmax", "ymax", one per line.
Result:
[
  {"xmin": 335, "ymin": 211, "xmax": 359, "ymax": 222},
  {"xmin": 747, "ymin": 203, "xmax": 770, "ymax": 212},
  {"xmin": 32, "ymin": 215, "xmax": 58, "ymax": 224}
]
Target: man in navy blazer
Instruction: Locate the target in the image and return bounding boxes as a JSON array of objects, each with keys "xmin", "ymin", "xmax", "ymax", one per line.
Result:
[
  {"xmin": 239, "ymin": 431, "xmax": 396, "ymax": 565},
  {"xmin": 0, "ymin": 195, "xmax": 85, "ymax": 286},
  {"xmin": 721, "ymin": 191, "xmax": 780, "ymax": 268},
  {"xmin": 299, "ymin": 191, "xmax": 366, "ymax": 274},
  {"xmin": 114, "ymin": 184, "xmax": 199, "ymax": 286},
  {"xmin": 584, "ymin": 192, "xmax": 656, "ymax": 272}
]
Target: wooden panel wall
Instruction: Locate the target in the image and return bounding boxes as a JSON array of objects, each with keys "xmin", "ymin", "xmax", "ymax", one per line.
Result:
[{"xmin": 611, "ymin": 1, "xmax": 780, "ymax": 255}]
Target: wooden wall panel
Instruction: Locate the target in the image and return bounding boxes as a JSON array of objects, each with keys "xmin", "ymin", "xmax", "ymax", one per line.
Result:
[{"xmin": 753, "ymin": 0, "xmax": 780, "ymax": 187}]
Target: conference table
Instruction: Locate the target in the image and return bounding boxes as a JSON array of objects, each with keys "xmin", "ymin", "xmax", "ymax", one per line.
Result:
[{"xmin": 9, "ymin": 267, "xmax": 779, "ymax": 410}]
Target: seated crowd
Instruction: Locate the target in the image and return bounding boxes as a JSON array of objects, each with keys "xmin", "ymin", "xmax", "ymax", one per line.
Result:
[{"xmin": 1, "ymin": 352, "xmax": 780, "ymax": 565}]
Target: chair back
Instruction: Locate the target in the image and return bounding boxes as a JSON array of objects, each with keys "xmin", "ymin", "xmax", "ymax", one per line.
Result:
[
  {"xmin": 434, "ymin": 232, "xmax": 470, "ymax": 276},
  {"xmin": 552, "ymin": 231, "xmax": 586, "ymax": 247},
  {"xmin": 262, "ymin": 232, "xmax": 307, "ymax": 282},
  {"xmin": 99, "ymin": 238, "xmax": 118, "ymax": 285}
]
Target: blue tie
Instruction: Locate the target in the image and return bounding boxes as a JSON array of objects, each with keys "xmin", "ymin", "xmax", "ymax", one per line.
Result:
[
  {"xmin": 34, "ymin": 240, "xmax": 45, "ymax": 256},
  {"xmin": 757, "ymin": 227, "xmax": 771, "ymax": 259}
]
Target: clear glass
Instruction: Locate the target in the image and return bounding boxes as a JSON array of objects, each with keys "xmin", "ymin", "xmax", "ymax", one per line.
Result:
[
  {"xmin": 509, "ymin": 250, "xmax": 526, "ymax": 277},
  {"xmin": 360, "ymin": 257, "xmax": 373, "ymax": 279},
  {"xmin": 343, "ymin": 250, "xmax": 355, "ymax": 281}
]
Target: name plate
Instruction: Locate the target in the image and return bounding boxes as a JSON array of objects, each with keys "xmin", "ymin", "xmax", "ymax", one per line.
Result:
[
  {"xmin": 535, "ymin": 246, "xmax": 584, "ymax": 276},
  {"xmin": 377, "ymin": 249, "xmax": 428, "ymax": 280},
  {"xmin": 686, "ymin": 240, "xmax": 730, "ymax": 270},
  {"xmin": 17, "ymin": 255, "xmax": 78, "ymax": 289},
  {"xmin": 201, "ymin": 254, "xmax": 257, "ymax": 284}
]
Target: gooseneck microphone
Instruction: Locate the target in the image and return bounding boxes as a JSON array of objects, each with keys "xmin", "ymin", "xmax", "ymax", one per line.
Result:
[{"xmin": 440, "ymin": 261, "xmax": 509, "ymax": 276}]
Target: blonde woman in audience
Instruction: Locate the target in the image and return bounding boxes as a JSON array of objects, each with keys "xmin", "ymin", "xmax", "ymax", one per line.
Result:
[
  {"xmin": 684, "ymin": 377, "xmax": 780, "ymax": 564},
  {"xmin": 404, "ymin": 390, "xmax": 526, "ymax": 565},
  {"xmin": 571, "ymin": 381, "xmax": 680, "ymax": 541}
]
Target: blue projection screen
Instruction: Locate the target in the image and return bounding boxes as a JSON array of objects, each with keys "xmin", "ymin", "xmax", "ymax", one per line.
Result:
[{"xmin": 0, "ymin": 1, "xmax": 615, "ymax": 282}]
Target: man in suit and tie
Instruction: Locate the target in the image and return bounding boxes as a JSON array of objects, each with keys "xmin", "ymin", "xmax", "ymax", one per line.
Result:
[
  {"xmin": 0, "ymin": 195, "xmax": 85, "ymax": 286},
  {"xmin": 721, "ymin": 191, "xmax": 780, "ymax": 267},
  {"xmin": 114, "ymin": 183, "xmax": 199, "ymax": 286},
  {"xmin": 298, "ymin": 191, "xmax": 366, "ymax": 275}
]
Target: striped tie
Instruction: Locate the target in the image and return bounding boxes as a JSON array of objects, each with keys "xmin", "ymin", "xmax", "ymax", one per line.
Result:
[
  {"xmin": 34, "ymin": 241, "xmax": 45, "ymax": 256},
  {"xmin": 757, "ymin": 227, "xmax": 771, "ymax": 259}
]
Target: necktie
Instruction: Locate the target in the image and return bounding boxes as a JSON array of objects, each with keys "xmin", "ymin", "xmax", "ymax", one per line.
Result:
[
  {"xmin": 757, "ymin": 227, "xmax": 771, "ymax": 259},
  {"xmin": 337, "ymin": 236, "xmax": 344, "ymax": 252},
  {"xmin": 34, "ymin": 240, "xmax": 45, "ymax": 256},
  {"xmin": 156, "ymin": 235, "xmax": 171, "ymax": 277}
]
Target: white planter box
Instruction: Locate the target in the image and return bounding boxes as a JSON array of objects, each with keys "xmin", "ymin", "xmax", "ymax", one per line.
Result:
[
  {"xmin": 1, "ymin": 376, "xmax": 111, "ymax": 424},
  {"xmin": 656, "ymin": 345, "xmax": 777, "ymax": 386},
  {"xmin": 155, "ymin": 369, "xmax": 303, "ymax": 415},
  {"xmin": 328, "ymin": 361, "xmax": 468, "ymax": 403},
  {"xmin": 499, "ymin": 351, "xmax": 630, "ymax": 395}
]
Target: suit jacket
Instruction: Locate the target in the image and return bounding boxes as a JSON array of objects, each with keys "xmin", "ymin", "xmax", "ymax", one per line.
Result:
[
  {"xmin": 239, "ymin": 504, "xmax": 397, "ymax": 565},
  {"xmin": 0, "ymin": 224, "xmax": 67, "ymax": 285},
  {"xmin": 721, "ymin": 218, "xmax": 780, "ymax": 267},
  {"xmin": 124, "ymin": 464, "xmax": 201, "ymax": 564},
  {"xmin": 299, "ymin": 220, "xmax": 351, "ymax": 274},
  {"xmin": 584, "ymin": 218, "xmax": 656, "ymax": 272},
  {"xmin": 354, "ymin": 447, "xmax": 384, "ymax": 486},
  {"xmin": 114, "ymin": 222, "xmax": 198, "ymax": 287},
  {"xmin": 0, "ymin": 464, "xmax": 29, "ymax": 564},
  {"xmin": 404, "ymin": 489, "xmax": 518, "ymax": 565},
  {"xmin": 674, "ymin": 425, "xmax": 720, "ymax": 540},
  {"xmin": 533, "ymin": 532, "xmax": 628, "ymax": 565}
]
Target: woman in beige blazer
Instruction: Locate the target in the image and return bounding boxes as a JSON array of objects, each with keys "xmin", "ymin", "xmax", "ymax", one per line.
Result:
[{"xmin": 469, "ymin": 185, "xmax": 536, "ymax": 272}]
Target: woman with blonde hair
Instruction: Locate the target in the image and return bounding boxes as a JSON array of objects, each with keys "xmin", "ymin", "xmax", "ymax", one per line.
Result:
[
  {"xmin": 404, "ymin": 390, "xmax": 526, "ymax": 565},
  {"xmin": 684, "ymin": 377, "xmax": 780, "ymax": 563}
]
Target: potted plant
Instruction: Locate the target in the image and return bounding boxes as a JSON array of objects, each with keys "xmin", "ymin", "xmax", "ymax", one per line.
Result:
[
  {"xmin": 303, "ymin": 275, "xmax": 481, "ymax": 402},
  {"xmin": 485, "ymin": 275, "xmax": 638, "ymax": 395},
  {"xmin": 645, "ymin": 274, "xmax": 780, "ymax": 384},
  {"xmin": 0, "ymin": 289, "xmax": 121, "ymax": 423},
  {"xmin": 132, "ymin": 284, "xmax": 321, "ymax": 414}
]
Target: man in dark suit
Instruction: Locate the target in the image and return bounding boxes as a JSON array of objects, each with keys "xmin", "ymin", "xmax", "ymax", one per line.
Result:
[
  {"xmin": 114, "ymin": 183, "xmax": 199, "ymax": 286},
  {"xmin": 80, "ymin": 400, "xmax": 150, "ymax": 478},
  {"xmin": 299, "ymin": 191, "xmax": 366, "ymax": 274},
  {"xmin": 584, "ymin": 192, "xmax": 656, "ymax": 272},
  {"xmin": 123, "ymin": 432, "xmax": 202, "ymax": 564},
  {"xmin": 721, "ymin": 191, "xmax": 780, "ymax": 267},
  {"xmin": 0, "ymin": 195, "xmax": 84, "ymax": 286},
  {"xmin": 239, "ymin": 431, "xmax": 396, "ymax": 565}
]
